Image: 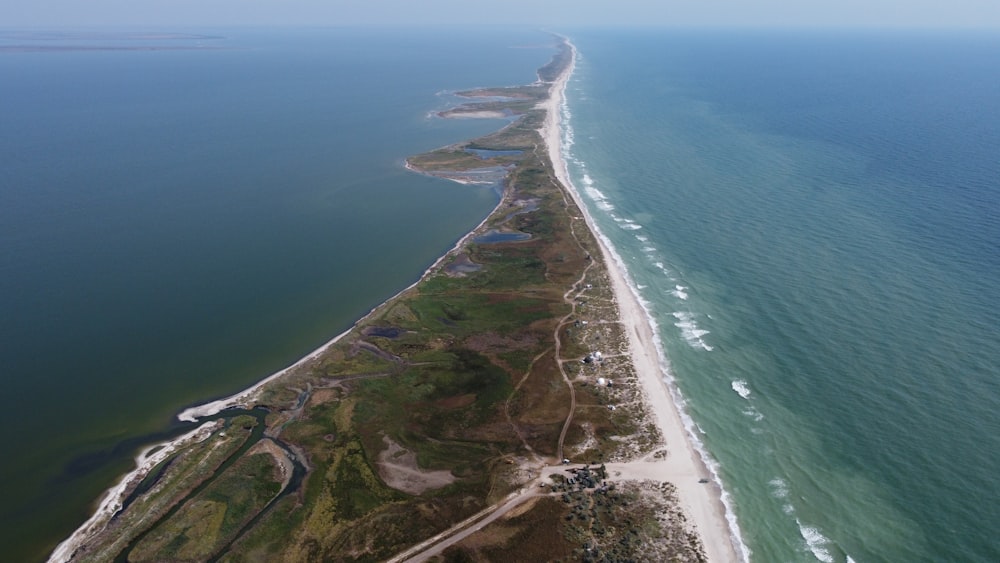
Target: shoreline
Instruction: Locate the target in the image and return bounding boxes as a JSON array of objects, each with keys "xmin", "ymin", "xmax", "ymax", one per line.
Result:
[
  {"xmin": 178, "ymin": 170, "xmax": 511, "ymax": 424},
  {"xmin": 540, "ymin": 39, "xmax": 748, "ymax": 562},
  {"xmin": 48, "ymin": 422, "xmax": 221, "ymax": 563},
  {"xmin": 53, "ymin": 35, "xmax": 748, "ymax": 562},
  {"xmin": 54, "ymin": 108, "xmax": 515, "ymax": 563}
]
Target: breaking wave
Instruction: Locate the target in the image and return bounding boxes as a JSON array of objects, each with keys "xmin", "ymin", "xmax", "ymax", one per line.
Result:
[
  {"xmin": 673, "ymin": 311, "xmax": 713, "ymax": 351},
  {"xmin": 731, "ymin": 379, "xmax": 751, "ymax": 399},
  {"xmin": 797, "ymin": 521, "xmax": 835, "ymax": 563},
  {"xmin": 558, "ymin": 77, "xmax": 749, "ymax": 563}
]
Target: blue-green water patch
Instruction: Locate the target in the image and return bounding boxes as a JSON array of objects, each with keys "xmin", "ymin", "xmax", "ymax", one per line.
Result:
[
  {"xmin": 563, "ymin": 29, "xmax": 1000, "ymax": 563},
  {"xmin": 473, "ymin": 230, "xmax": 532, "ymax": 244},
  {"xmin": 464, "ymin": 148, "xmax": 524, "ymax": 159}
]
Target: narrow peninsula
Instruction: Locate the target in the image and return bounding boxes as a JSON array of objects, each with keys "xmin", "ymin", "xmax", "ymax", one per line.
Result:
[{"xmin": 51, "ymin": 37, "xmax": 740, "ymax": 563}]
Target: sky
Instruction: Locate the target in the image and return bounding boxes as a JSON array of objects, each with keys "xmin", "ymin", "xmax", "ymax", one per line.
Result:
[{"xmin": 2, "ymin": 0, "xmax": 1000, "ymax": 28}]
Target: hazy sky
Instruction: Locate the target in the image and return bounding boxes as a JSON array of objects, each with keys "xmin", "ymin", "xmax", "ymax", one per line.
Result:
[{"xmin": 3, "ymin": 0, "xmax": 1000, "ymax": 28}]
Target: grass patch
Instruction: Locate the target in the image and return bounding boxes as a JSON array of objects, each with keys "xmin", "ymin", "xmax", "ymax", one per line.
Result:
[{"xmin": 130, "ymin": 452, "xmax": 282, "ymax": 562}]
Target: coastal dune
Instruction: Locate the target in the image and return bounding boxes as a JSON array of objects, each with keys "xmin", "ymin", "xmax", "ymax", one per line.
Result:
[{"xmin": 540, "ymin": 40, "xmax": 746, "ymax": 563}]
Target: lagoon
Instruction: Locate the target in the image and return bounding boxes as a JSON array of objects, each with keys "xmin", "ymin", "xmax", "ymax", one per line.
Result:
[{"xmin": 0, "ymin": 27, "xmax": 554, "ymax": 561}]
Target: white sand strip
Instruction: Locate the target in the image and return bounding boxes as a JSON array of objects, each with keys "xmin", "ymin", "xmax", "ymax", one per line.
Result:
[
  {"xmin": 48, "ymin": 421, "xmax": 222, "ymax": 563},
  {"xmin": 540, "ymin": 38, "xmax": 748, "ymax": 563},
  {"xmin": 175, "ymin": 329, "xmax": 351, "ymax": 422},
  {"xmin": 55, "ymin": 55, "xmax": 525, "ymax": 563},
  {"xmin": 178, "ymin": 152, "xmax": 517, "ymax": 424},
  {"xmin": 57, "ymin": 188, "xmax": 504, "ymax": 559}
]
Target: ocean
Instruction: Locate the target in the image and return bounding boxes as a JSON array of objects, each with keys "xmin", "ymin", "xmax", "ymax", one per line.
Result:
[
  {"xmin": 560, "ymin": 29, "xmax": 1000, "ymax": 562},
  {"xmin": 0, "ymin": 27, "xmax": 556, "ymax": 561}
]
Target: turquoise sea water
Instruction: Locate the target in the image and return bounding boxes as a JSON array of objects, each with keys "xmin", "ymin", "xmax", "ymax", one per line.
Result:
[
  {"xmin": 0, "ymin": 28, "xmax": 554, "ymax": 561},
  {"xmin": 561, "ymin": 30, "xmax": 1000, "ymax": 562}
]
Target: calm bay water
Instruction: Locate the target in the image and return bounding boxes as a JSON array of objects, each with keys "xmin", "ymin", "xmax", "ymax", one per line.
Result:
[
  {"xmin": 562, "ymin": 30, "xmax": 1000, "ymax": 562},
  {"xmin": 0, "ymin": 27, "xmax": 553, "ymax": 561}
]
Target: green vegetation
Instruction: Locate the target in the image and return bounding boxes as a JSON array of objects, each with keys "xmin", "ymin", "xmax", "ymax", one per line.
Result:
[
  {"xmin": 71, "ymin": 419, "xmax": 256, "ymax": 562},
  {"xmin": 130, "ymin": 452, "xmax": 282, "ymax": 562},
  {"xmin": 65, "ymin": 38, "xmax": 698, "ymax": 562}
]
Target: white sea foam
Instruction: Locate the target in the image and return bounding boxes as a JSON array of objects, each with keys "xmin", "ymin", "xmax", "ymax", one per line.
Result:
[
  {"xmin": 671, "ymin": 284, "xmax": 689, "ymax": 300},
  {"xmin": 620, "ymin": 222, "xmax": 642, "ymax": 230},
  {"xmin": 555, "ymin": 72, "xmax": 750, "ymax": 563},
  {"xmin": 570, "ymin": 202, "xmax": 749, "ymax": 561},
  {"xmin": 731, "ymin": 379, "xmax": 752, "ymax": 399},
  {"xmin": 673, "ymin": 311, "xmax": 713, "ymax": 351},
  {"xmin": 584, "ymin": 186, "xmax": 615, "ymax": 212},
  {"xmin": 770, "ymin": 477, "xmax": 797, "ymax": 516},
  {"xmin": 582, "ymin": 173, "xmax": 594, "ymax": 185},
  {"xmin": 742, "ymin": 407, "xmax": 764, "ymax": 422},
  {"xmin": 635, "ymin": 234, "xmax": 649, "ymax": 242},
  {"xmin": 769, "ymin": 478, "xmax": 789, "ymax": 499},
  {"xmin": 797, "ymin": 521, "xmax": 835, "ymax": 563},
  {"xmin": 642, "ymin": 245, "xmax": 656, "ymax": 253},
  {"xmin": 562, "ymin": 124, "xmax": 575, "ymax": 149}
]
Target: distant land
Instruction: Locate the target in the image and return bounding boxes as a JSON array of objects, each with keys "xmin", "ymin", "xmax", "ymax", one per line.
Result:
[
  {"xmin": 0, "ymin": 31, "xmax": 224, "ymax": 52},
  {"xmin": 0, "ymin": 31, "xmax": 223, "ymax": 40}
]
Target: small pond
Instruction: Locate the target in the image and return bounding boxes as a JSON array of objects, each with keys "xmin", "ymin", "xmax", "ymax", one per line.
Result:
[{"xmin": 474, "ymin": 230, "xmax": 532, "ymax": 244}]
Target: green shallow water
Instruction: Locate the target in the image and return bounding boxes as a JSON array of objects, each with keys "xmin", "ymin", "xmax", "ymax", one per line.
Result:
[{"xmin": 562, "ymin": 29, "xmax": 1000, "ymax": 563}]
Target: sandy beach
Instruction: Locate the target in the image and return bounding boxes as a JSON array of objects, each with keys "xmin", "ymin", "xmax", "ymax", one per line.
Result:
[{"xmin": 540, "ymin": 39, "xmax": 746, "ymax": 563}]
